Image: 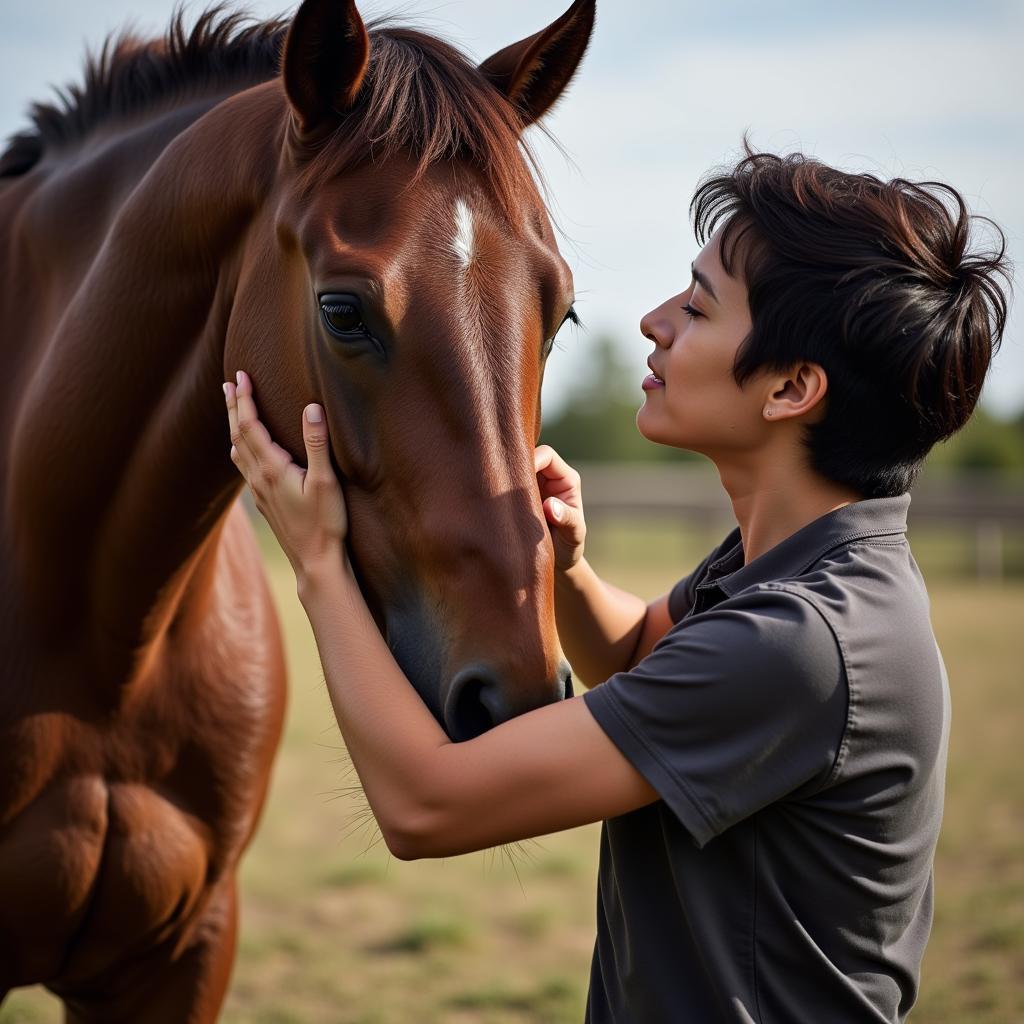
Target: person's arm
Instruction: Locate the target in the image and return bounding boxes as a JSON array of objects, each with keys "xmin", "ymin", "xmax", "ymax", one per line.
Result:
[
  {"xmin": 299, "ymin": 553, "xmax": 659, "ymax": 860},
  {"xmin": 553, "ymin": 558, "xmax": 674, "ymax": 684},
  {"xmin": 224, "ymin": 374, "xmax": 659, "ymax": 861},
  {"xmin": 534, "ymin": 446, "xmax": 674, "ymax": 684}
]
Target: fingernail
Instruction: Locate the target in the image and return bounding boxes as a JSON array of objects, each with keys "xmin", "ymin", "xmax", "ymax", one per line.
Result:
[
  {"xmin": 306, "ymin": 404, "xmax": 322, "ymax": 424},
  {"xmin": 235, "ymin": 371, "xmax": 242, "ymax": 386},
  {"xmin": 222, "ymin": 383, "xmax": 229, "ymax": 397},
  {"xmin": 550, "ymin": 499, "xmax": 563, "ymax": 522}
]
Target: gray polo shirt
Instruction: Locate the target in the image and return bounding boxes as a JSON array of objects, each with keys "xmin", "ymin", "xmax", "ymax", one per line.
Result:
[{"xmin": 582, "ymin": 494, "xmax": 949, "ymax": 1023}]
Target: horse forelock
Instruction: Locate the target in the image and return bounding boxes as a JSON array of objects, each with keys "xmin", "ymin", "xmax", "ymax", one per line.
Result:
[{"xmin": 293, "ymin": 25, "xmax": 547, "ymax": 227}]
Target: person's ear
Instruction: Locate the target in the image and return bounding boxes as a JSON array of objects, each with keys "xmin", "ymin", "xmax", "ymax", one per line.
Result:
[
  {"xmin": 762, "ymin": 363, "xmax": 828, "ymax": 423},
  {"xmin": 281, "ymin": 0, "xmax": 370, "ymax": 143},
  {"xmin": 479, "ymin": 0, "xmax": 596, "ymax": 127}
]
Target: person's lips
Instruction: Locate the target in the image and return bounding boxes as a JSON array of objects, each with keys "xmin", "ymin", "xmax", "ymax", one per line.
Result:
[{"xmin": 643, "ymin": 357, "xmax": 665, "ymax": 390}]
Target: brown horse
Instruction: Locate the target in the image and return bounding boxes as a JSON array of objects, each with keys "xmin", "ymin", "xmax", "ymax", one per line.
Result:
[{"xmin": 0, "ymin": 0, "xmax": 594, "ymax": 1018}]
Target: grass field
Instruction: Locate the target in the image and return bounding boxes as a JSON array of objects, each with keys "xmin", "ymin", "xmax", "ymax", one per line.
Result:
[{"xmin": 3, "ymin": 519, "xmax": 1022, "ymax": 1023}]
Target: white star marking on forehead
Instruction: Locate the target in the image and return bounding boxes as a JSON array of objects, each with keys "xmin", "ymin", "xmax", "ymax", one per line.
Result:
[{"xmin": 452, "ymin": 198, "xmax": 475, "ymax": 269}]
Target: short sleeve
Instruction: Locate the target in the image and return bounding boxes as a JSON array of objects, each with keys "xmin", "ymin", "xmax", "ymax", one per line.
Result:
[
  {"xmin": 583, "ymin": 585, "xmax": 847, "ymax": 848},
  {"xmin": 666, "ymin": 527, "xmax": 741, "ymax": 624}
]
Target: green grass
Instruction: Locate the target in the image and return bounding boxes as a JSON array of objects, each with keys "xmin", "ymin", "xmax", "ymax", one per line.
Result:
[
  {"xmin": 3, "ymin": 519, "xmax": 1021, "ymax": 1024},
  {"xmin": 381, "ymin": 913, "xmax": 474, "ymax": 955},
  {"xmin": 447, "ymin": 974, "xmax": 582, "ymax": 1022}
]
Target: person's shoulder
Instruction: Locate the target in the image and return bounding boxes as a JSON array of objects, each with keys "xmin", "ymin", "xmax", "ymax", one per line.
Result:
[
  {"xmin": 715, "ymin": 582, "xmax": 841, "ymax": 660},
  {"xmin": 659, "ymin": 583, "xmax": 845, "ymax": 702},
  {"xmin": 784, "ymin": 534, "xmax": 932, "ymax": 642},
  {"xmin": 780, "ymin": 540, "xmax": 946, "ymax": 736}
]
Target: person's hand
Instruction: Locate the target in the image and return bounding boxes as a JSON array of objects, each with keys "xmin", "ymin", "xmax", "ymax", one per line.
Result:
[
  {"xmin": 534, "ymin": 444, "xmax": 587, "ymax": 572},
  {"xmin": 224, "ymin": 370, "xmax": 348, "ymax": 579}
]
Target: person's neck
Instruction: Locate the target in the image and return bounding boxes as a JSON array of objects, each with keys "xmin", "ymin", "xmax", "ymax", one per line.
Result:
[{"xmin": 714, "ymin": 447, "xmax": 864, "ymax": 566}]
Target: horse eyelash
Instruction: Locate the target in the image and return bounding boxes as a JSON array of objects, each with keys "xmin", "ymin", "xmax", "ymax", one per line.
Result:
[{"xmin": 548, "ymin": 306, "xmax": 582, "ymax": 352}]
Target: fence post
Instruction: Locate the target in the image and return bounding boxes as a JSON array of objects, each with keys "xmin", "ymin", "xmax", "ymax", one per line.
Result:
[{"xmin": 975, "ymin": 521, "xmax": 1004, "ymax": 582}]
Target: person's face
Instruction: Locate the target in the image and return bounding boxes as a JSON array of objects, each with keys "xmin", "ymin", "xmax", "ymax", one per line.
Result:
[{"xmin": 636, "ymin": 225, "xmax": 764, "ymax": 457}]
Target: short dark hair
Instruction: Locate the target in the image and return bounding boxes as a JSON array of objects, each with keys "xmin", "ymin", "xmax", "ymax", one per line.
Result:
[{"xmin": 691, "ymin": 142, "xmax": 1012, "ymax": 498}]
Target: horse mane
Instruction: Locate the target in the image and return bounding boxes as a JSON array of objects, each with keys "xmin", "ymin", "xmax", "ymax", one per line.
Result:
[
  {"xmin": 0, "ymin": 4, "xmax": 546, "ymax": 219},
  {"xmin": 0, "ymin": 5, "xmax": 289, "ymax": 177}
]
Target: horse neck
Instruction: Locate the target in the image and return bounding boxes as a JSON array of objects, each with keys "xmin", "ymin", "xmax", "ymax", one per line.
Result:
[{"xmin": 7, "ymin": 83, "xmax": 284, "ymax": 689}]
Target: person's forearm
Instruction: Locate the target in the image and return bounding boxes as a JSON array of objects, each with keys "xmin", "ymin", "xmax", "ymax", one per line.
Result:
[
  {"xmin": 554, "ymin": 556, "xmax": 648, "ymax": 687},
  {"xmin": 296, "ymin": 552, "xmax": 452, "ymax": 852}
]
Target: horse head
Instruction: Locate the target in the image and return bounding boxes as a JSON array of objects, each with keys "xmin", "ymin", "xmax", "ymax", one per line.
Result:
[{"xmin": 223, "ymin": 0, "xmax": 596, "ymax": 739}]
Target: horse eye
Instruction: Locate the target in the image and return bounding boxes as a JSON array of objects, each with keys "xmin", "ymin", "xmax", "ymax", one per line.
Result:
[
  {"xmin": 544, "ymin": 303, "xmax": 580, "ymax": 358},
  {"xmin": 320, "ymin": 296, "xmax": 367, "ymax": 338}
]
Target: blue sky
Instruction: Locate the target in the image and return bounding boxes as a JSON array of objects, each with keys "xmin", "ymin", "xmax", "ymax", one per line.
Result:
[{"xmin": 3, "ymin": 0, "xmax": 1022, "ymax": 418}]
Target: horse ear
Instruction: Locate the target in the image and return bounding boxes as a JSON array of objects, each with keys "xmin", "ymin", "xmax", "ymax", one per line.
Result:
[
  {"xmin": 478, "ymin": 0, "xmax": 596, "ymax": 127},
  {"xmin": 281, "ymin": 0, "xmax": 371, "ymax": 139}
]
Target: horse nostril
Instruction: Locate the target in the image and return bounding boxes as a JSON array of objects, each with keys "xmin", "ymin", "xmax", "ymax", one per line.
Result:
[
  {"xmin": 444, "ymin": 661, "xmax": 575, "ymax": 741},
  {"xmin": 445, "ymin": 665, "xmax": 509, "ymax": 742}
]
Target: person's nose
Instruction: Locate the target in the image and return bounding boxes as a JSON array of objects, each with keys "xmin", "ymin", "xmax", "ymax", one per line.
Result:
[{"xmin": 639, "ymin": 298, "xmax": 676, "ymax": 348}]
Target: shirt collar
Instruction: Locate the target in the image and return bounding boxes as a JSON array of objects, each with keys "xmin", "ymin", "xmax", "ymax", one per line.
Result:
[{"xmin": 699, "ymin": 493, "xmax": 911, "ymax": 598}]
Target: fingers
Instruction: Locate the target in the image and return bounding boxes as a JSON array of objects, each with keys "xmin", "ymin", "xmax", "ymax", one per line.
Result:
[
  {"xmin": 301, "ymin": 404, "xmax": 333, "ymax": 487},
  {"xmin": 232, "ymin": 370, "xmax": 273, "ymax": 457},
  {"xmin": 533, "ymin": 445, "xmax": 581, "ymax": 515},
  {"xmin": 224, "ymin": 371, "xmax": 292, "ymax": 482},
  {"xmin": 544, "ymin": 496, "xmax": 570, "ymax": 524},
  {"xmin": 534, "ymin": 450, "xmax": 586, "ymax": 572},
  {"xmin": 533, "ymin": 444, "xmax": 557, "ymax": 477},
  {"xmin": 543, "ymin": 495, "xmax": 585, "ymax": 540},
  {"xmin": 533, "ymin": 444, "xmax": 580, "ymax": 488}
]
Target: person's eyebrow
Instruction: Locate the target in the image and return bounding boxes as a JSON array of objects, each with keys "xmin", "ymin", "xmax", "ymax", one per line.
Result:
[{"xmin": 691, "ymin": 262, "xmax": 719, "ymax": 304}]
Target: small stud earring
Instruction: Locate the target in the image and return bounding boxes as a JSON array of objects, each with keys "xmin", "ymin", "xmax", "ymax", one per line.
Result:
[{"xmin": 764, "ymin": 408, "xmax": 773, "ymax": 418}]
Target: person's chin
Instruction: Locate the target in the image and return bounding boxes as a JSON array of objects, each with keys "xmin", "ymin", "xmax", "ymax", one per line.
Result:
[
  {"xmin": 636, "ymin": 404, "xmax": 670, "ymax": 444},
  {"xmin": 637, "ymin": 405, "xmax": 702, "ymax": 452}
]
